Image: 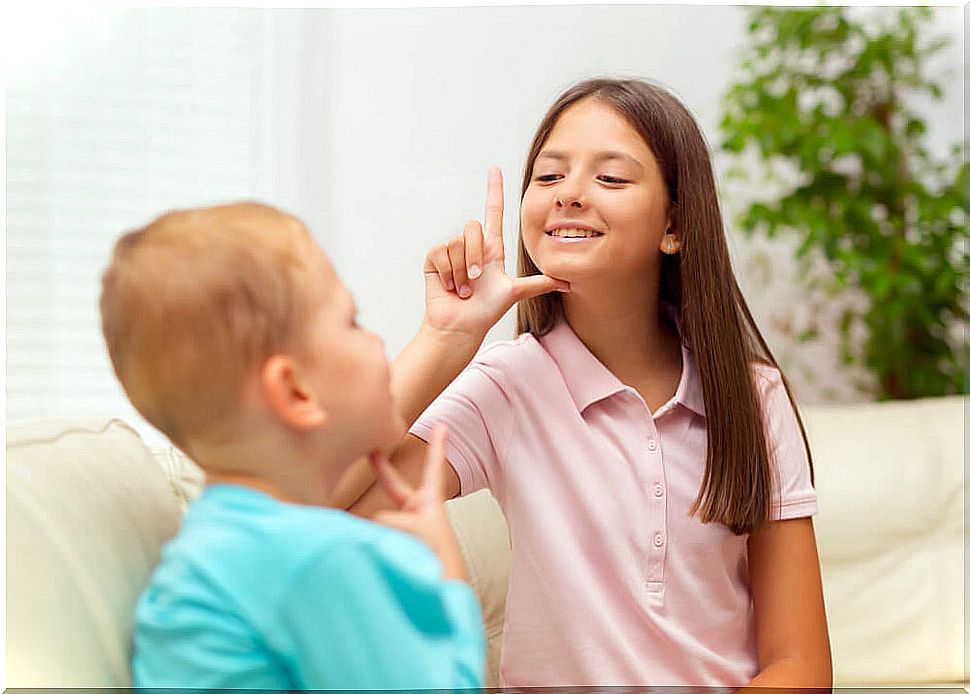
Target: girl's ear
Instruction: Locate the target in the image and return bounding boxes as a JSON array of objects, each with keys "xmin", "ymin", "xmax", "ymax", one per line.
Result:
[
  {"xmin": 660, "ymin": 231, "xmax": 682, "ymax": 255},
  {"xmin": 260, "ymin": 355, "xmax": 328, "ymax": 430},
  {"xmin": 665, "ymin": 203, "xmax": 678, "ymax": 235}
]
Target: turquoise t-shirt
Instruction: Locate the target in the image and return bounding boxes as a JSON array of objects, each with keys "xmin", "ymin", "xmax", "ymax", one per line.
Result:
[{"xmin": 133, "ymin": 484, "xmax": 484, "ymax": 689}]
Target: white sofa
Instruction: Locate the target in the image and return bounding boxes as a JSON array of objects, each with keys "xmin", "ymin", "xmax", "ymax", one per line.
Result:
[{"xmin": 7, "ymin": 396, "xmax": 967, "ymax": 688}]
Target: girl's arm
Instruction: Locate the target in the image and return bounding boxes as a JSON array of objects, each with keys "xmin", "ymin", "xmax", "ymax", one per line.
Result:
[{"xmin": 746, "ymin": 516, "xmax": 833, "ymax": 687}]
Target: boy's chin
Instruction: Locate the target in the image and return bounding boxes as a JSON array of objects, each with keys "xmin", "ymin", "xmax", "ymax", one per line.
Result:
[{"xmin": 357, "ymin": 412, "xmax": 408, "ymax": 458}]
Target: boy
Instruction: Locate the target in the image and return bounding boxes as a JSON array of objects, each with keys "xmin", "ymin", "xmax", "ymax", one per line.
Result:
[{"xmin": 100, "ymin": 202, "xmax": 484, "ymax": 689}]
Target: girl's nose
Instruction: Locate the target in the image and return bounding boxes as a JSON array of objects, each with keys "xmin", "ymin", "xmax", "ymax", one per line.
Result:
[{"xmin": 555, "ymin": 192, "xmax": 584, "ymax": 209}]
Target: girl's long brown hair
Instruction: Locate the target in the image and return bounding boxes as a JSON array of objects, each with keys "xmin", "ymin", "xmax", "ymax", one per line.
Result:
[{"xmin": 515, "ymin": 78, "xmax": 813, "ymax": 535}]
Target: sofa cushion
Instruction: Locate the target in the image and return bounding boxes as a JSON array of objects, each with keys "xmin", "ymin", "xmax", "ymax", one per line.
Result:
[
  {"xmin": 6, "ymin": 418, "xmax": 182, "ymax": 687},
  {"xmin": 806, "ymin": 396, "xmax": 965, "ymax": 685}
]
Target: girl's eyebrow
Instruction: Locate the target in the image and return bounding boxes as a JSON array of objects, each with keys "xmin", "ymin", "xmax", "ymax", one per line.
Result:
[{"xmin": 536, "ymin": 149, "xmax": 644, "ymax": 169}]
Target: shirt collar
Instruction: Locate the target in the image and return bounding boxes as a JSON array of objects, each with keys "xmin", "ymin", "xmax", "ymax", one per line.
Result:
[{"xmin": 537, "ymin": 309, "xmax": 706, "ymax": 418}]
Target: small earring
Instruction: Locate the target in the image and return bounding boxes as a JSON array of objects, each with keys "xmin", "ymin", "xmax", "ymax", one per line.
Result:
[{"xmin": 662, "ymin": 235, "xmax": 680, "ymax": 255}]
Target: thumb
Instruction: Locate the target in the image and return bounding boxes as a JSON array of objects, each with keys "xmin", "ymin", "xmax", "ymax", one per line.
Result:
[{"xmin": 511, "ymin": 274, "xmax": 570, "ymax": 301}]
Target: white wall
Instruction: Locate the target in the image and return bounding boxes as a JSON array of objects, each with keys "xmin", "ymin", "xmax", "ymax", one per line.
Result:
[{"xmin": 6, "ymin": 5, "xmax": 964, "ymax": 442}]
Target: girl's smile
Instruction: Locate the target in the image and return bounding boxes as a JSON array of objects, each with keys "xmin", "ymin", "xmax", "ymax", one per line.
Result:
[{"xmin": 544, "ymin": 223, "xmax": 604, "ymax": 242}]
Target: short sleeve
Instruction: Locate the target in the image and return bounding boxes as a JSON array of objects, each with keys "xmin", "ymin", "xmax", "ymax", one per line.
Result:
[
  {"xmin": 277, "ymin": 533, "xmax": 485, "ymax": 689},
  {"xmin": 410, "ymin": 360, "xmax": 514, "ymax": 497},
  {"xmin": 133, "ymin": 569, "xmax": 285, "ymax": 689},
  {"xmin": 756, "ymin": 366, "xmax": 818, "ymax": 521}
]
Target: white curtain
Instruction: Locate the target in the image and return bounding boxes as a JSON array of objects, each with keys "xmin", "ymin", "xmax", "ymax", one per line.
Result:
[{"xmin": 6, "ymin": 7, "xmax": 332, "ymax": 442}]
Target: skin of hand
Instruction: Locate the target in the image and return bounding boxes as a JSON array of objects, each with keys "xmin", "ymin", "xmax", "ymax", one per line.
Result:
[
  {"xmin": 368, "ymin": 424, "xmax": 469, "ymax": 583},
  {"xmin": 421, "ymin": 166, "xmax": 569, "ymax": 341}
]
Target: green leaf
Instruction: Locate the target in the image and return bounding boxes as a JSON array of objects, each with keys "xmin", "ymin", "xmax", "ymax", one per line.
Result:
[
  {"xmin": 905, "ymin": 119, "xmax": 927, "ymax": 137},
  {"xmin": 797, "ymin": 327, "xmax": 819, "ymax": 343}
]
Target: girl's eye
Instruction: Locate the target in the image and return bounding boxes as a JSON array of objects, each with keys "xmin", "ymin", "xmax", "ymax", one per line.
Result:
[
  {"xmin": 534, "ymin": 174, "xmax": 561, "ymax": 183},
  {"xmin": 598, "ymin": 175, "xmax": 628, "ymax": 185}
]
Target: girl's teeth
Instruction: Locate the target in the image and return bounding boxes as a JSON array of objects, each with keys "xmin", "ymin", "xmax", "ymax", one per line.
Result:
[{"xmin": 550, "ymin": 228, "xmax": 599, "ymax": 238}]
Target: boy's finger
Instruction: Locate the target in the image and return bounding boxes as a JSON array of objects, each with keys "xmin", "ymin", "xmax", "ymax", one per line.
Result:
[
  {"xmin": 369, "ymin": 451, "xmax": 413, "ymax": 508},
  {"xmin": 419, "ymin": 425, "xmax": 448, "ymax": 503},
  {"xmin": 463, "ymin": 220, "xmax": 484, "ymax": 280},
  {"xmin": 447, "ymin": 235, "xmax": 471, "ymax": 299}
]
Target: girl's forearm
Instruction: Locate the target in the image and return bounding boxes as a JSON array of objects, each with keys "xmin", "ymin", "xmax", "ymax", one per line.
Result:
[{"xmin": 390, "ymin": 319, "xmax": 484, "ymax": 428}]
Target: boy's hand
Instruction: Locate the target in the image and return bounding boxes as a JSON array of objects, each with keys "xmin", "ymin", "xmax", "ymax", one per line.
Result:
[
  {"xmin": 368, "ymin": 425, "xmax": 468, "ymax": 582},
  {"xmin": 422, "ymin": 167, "xmax": 569, "ymax": 341}
]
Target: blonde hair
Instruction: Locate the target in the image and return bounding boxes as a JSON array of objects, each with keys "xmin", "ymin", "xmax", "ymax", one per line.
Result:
[{"xmin": 100, "ymin": 202, "xmax": 321, "ymax": 449}]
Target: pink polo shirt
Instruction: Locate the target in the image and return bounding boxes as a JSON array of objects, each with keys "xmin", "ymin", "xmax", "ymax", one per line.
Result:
[{"xmin": 410, "ymin": 319, "xmax": 817, "ymax": 686}]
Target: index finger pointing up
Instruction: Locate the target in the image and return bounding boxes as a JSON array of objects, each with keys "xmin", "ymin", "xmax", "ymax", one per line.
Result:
[{"xmin": 484, "ymin": 166, "xmax": 505, "ymax": 260}]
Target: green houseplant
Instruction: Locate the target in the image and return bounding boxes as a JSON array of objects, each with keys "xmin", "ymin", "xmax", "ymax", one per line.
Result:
[{"xmin": 719, "ymin": 6, "xmax": 967, "ymax": 400}]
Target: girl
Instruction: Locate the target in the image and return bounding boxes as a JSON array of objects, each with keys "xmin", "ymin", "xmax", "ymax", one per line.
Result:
[{"xmin": 349, "ymin": 78, "xmax": 831, "ymax": 687}]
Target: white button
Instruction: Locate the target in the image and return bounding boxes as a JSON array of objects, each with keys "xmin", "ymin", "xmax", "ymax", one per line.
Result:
[
  {"xmin": 647, "ymin": 438, "xmax": 658, "ymax": 451},
  {"xmin": 653, "ymin": 533, "xmax": 664, "ymax": 547},
  {"xmin": 654, "ymin": 484, "xmax": 664, "ymax": 497}
]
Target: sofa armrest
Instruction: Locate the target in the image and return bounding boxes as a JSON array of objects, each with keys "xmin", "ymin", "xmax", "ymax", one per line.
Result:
[{"xmin": 6, "ymin": 417, "xmax": 183, "ymax": 687}]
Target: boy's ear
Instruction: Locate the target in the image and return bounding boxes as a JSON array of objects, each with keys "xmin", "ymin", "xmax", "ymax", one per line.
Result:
[{"xmin": 260, "ymin": 355, "xmax": 328, "ymax": 430}]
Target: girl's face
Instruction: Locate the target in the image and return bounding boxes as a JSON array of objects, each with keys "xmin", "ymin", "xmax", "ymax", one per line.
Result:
[{"xmin": 520, "ymin": 98, "xmax": 672, "ymax": 286}]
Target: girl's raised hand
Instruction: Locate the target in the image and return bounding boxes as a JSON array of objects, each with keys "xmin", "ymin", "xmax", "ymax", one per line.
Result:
[{"xmin": 423, "ymin": 167, "xmax": 569, "ymax": 340}]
